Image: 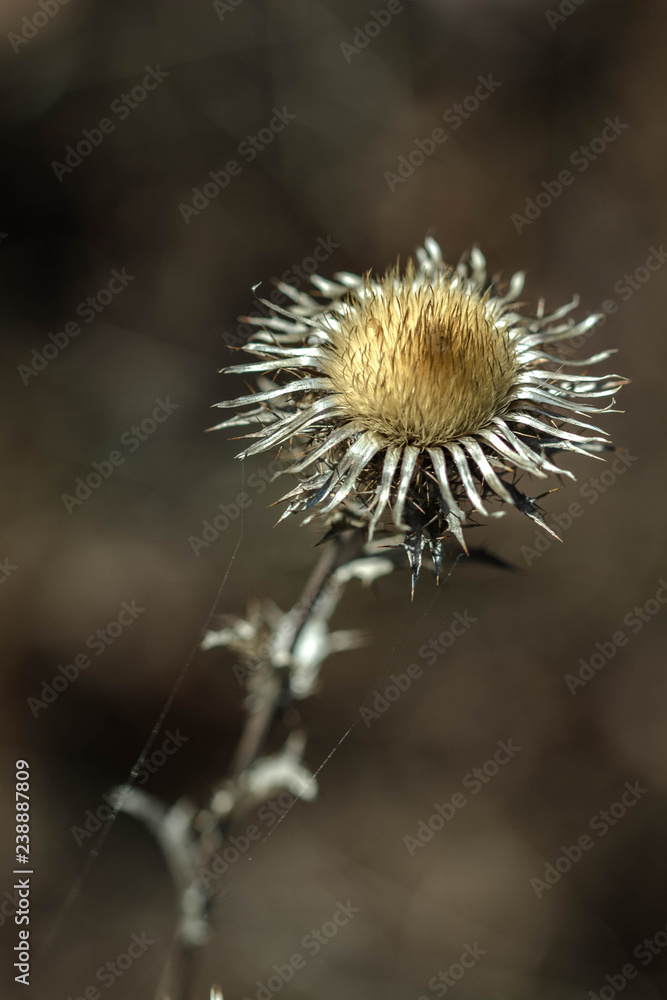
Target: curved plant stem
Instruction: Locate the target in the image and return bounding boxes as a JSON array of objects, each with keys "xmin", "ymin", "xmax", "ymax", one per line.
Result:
[{"xmin": 118, "ymin": 527, "xmax": 384, "ymax": 1000}]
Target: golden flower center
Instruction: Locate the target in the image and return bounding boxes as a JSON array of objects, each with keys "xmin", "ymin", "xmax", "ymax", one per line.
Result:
[{"xmin": 321, "ymin": 275, "xmax": 519, "ymax": 447}]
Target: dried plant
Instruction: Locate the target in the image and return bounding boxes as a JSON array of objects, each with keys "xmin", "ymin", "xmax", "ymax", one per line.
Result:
[{"xmin": 118, "ymin": 238, "xmax": 624, "ymax": 1000}]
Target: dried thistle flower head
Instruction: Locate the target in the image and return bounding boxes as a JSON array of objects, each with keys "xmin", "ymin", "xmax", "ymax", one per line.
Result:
[
  {"xmin": 215, "ymin": 238, "xmax": 625, "ymax": 586},
  {"xmin": 321, "ymin": 263, "xmax": 517, "ymax": 447}
]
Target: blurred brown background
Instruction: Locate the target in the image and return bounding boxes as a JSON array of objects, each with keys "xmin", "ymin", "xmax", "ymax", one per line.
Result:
[{"xmin": 0, "ymin": 0, "xmax": 665, "ymax": 997}]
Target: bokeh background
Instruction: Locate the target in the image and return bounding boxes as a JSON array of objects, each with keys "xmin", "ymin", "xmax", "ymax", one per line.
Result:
[{"xmin": 0, "ymin": 0, "xmax": 665, "ymax": 997}]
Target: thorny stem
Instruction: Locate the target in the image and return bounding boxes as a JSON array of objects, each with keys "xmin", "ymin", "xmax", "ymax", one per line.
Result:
[
  {"xmin": 229, "ymin": 528, "xmax": 364, "ymax": 781},
  {"xmin": 114, "ymin": 525, "xmax": 505, "ymax": 1000},
  {"xmin": 118, "ymin": 527, "xmax": 375, "ymax": 1000},
  {"xmin": 117, "ymin": 527, "xmax": 490, "ymax": 1000}
]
